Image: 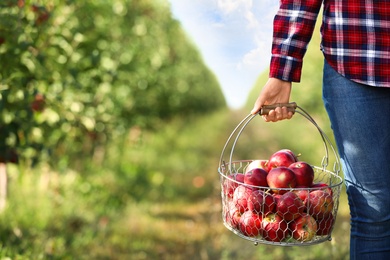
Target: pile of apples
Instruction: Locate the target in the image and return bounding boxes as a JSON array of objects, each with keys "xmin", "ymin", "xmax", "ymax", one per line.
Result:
[{"xmin": 222, "ymin": 149, "xmax": 335, "ymax": 243}]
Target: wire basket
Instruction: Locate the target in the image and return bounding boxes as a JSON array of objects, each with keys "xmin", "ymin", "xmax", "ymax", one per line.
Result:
[{"xmin": 218, "ymin": 103, "xmax": 343, "ymax": 246}]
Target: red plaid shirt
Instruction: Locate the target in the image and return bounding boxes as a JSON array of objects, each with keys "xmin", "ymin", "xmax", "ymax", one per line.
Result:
[{"xmin": 270, "ymin": 0, "xmax": 390, "ymax": 87}]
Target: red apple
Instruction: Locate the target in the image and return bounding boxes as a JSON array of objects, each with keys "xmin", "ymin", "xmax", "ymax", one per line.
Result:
[
  {"xmin": 267, "ymin": 150, "xmax": 297, "ymax": 172},
  {"xmin": 307, "ymin": 190, "xmax": 334, "ymax": 219},
  {"xmin": 272, "ymin": 194, "xmax": 282, "ymax": 213},
  {"xmin": 37, "ymin": 12, "xmax": 50, "ymax": 25},
  {"xmin": 31, "ymin": 5, "xmax": 50, "ymax": 25},
  {"xmin": 288, "ymin": 161, "xmax": 314, "ymax": 187},
  {"xmin": 225, "ymin": 201, "xmax": 242, "ymax": 229},
  {"xmin": 232, "ymin": 185, "xmax": 252, "ymax": 213},
  {"xmin": 277, "ymin": 191, "xmax": 305, "ymax": 221},
  {"xmin": 247, "ymin": 190, "xmax": 276, "ymax": 215},
  {"xmin": 279, "ymin": 149, "xmax": 299, "ymax": 161},
  {"xmin": 244, "ymin": 168, "xmax": 268, "ymax": 188},
  {"xmin": 18, "ymin": 0, "xmax": 25, "ymax": 8},
  {"xmin": 290, "ymin": 214, "xmax": 318, "ymax": 241},
  {"xmin": 316, "ymin": 213, "xmax": 334, "ymax": 236},
  {"xmin": 261, "ymin": 213, "xmax": 289, "ymax": 242},
  {"xmin": 239, "ymin": 211, "xmax": 262, "ymax": 237},
  {"xmin": 235, "ymin": 173, "xmax": 245, "ymax": 183},
  {"xmin": 293, "ymin": 186, "xmax": 310, "ymax": 206},
  {"xmin": 311, "ymin": 182, "xmax": 333, "ymax": 195},
  {"xmin": 31, "ymin": 93, "xmax": 46, "ymax": 112},
  {"xmin": 267, "ymin": 167, "xmax": 297, "ymax": 194},
  {"xmin": 223, "ymin": 173, "xmax": 245, "ymax": 198},
  {"xmin": 246, "ymin": 159, "xmax": 268, "ymax": 173}
]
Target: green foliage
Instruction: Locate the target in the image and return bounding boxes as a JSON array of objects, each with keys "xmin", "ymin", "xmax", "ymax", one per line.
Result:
[{"xmin": 0, "ymin": 0, "xmax": 225, "ymax": 167}]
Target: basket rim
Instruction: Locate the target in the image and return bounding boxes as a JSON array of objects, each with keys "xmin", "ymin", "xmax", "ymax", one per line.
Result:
[{"xmin": 218, "ymin": 163, "xmax": 343, "ymax": 190}]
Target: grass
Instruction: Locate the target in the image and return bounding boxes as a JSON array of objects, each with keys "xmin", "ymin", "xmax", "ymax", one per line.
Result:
[{"xmin": 0, "ymin": 108, "xmax": 350, "ymax": 259}]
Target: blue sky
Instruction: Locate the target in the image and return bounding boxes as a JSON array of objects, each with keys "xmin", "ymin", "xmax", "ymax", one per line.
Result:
[{"xmin": 168, "ymin": 0, "xmax": 279, "ymax": 109}]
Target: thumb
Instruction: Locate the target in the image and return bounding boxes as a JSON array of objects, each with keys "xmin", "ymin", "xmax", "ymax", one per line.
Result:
[{"xmin": 251, "ymin": 95, "xmax": 264, "ymax": 115}]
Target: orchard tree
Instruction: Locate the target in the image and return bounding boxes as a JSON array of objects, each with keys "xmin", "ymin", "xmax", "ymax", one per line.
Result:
[
  {"xmin": 1, "ymin": 0, "xmax": 226, "ymax": 167},
  {"xmin": 0, "ymin": 0, "xmax": 226, "ymax": 208}
]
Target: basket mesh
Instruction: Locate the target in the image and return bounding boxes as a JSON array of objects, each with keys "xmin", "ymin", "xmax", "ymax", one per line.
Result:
[{"xmin": 219, "ymin": 161, "xmax": 342, "ymax": 246}]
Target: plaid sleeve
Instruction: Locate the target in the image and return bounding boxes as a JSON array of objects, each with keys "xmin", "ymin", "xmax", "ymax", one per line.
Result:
[{"xmin": 269, "ymin": 0, "xmax": 322, "ymax": 82}]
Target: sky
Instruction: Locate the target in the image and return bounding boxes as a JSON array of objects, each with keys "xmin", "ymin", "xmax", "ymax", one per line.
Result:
[{"xmin": 168, "ymin": 0, "xmax": 279, "ymax": 109}]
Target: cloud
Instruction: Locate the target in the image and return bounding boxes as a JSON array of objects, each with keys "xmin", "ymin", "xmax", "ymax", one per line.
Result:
[
  {"xmin": 168, "ymin": 0, "xmax": 278, "ymax": 108},
  {"xmin": 217, "ymin": 0, "xmax": 252, "ymax": 14}
]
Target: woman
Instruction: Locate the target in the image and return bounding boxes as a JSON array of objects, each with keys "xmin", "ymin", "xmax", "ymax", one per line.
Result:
[{"xmin": 251, "ymin": 1, "xmax": 390, "ymax": 259}]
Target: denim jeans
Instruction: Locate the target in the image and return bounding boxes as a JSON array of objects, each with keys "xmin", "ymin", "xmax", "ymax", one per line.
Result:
[{"xmin": 322, "ymin": 60, "xmax": 390, "ymax": 259}]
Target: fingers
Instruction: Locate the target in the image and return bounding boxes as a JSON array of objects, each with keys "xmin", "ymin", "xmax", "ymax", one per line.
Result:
[{"xmin": 262, "ymin": 106, "xmax": 293, "ymax": 122}]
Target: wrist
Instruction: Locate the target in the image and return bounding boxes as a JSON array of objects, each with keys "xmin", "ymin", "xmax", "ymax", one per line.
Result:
[{"xmin": 269, "ymin": 77, "xmax": 292, "ymax": 86}]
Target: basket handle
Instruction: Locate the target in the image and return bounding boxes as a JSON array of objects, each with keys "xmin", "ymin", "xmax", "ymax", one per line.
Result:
[
  {"xmin": 218, "ymin": 103, "xmax": 341, "ymax": 177},
  {"xmin": 260, "ymin": 102, "xmax": 297, "ymax": 115}
]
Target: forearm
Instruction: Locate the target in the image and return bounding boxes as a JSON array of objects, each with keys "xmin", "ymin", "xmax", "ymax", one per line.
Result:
[{"xmin": 270, "ymin": 0, "xmax": 322, "ymax": 82}]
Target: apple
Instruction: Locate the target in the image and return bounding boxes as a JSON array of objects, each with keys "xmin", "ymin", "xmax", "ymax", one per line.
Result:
[
  {"xmin": 244, "ymin": 168, "xmax": 268, "ymax": 188},
  {"xmin": 246, "ymin": 159, "xmax": 268, "ymax": 173},
  {"xmin": 311, "ymin": 182, "xmax": 333, "ymax": 195},
  {"xmin": 232, "ymin": 185, "xmax": 252, "ymax": 213},
  {"xmin": 235, "ymin": 173, "xmax": 245, "ymax": 183},
  {"xmin": 18, "ymin": 0, "xmax": 25, "ymax": 8},
  {"xmin": 37, "ymin": 12, "xmax": 50, "ymax": 25},
  {"xmin": 279, "ymin": 149, "xmax": 299, "ymax": 161},
  {"xmin": 307, "ymin": 190, "xmax": 334, "ymax": 219},
  {"xmin": 31, "ymin": 5, "xmax": 50, "ymax": 25},
  {"xmin": 290, "ymin": 214, "xmax": 318, "ymax": 241},
  {"xmin": 276, "ymin": 191, "xmax": 305, "ymax": 221},
  {"xmin": 267, "ymin": 167, "xmax": 297, "ymax": 194},
  {"xmin": 293, "ymin": 186, "xmax": 310, "ymax": 206},
  {"xmin": 272, "ymin": 194, "xmax": 282, "ymax": 213},
  {"xmin": 223, "ymin": 173, "xmax": 245, "ymax": 198},
  {"xmin": 316, "ymin": 213, "xmax": 334, "ymax": 236},
  {"xmin": 288, "ymin": 161, "xmax": 314, "ymax": 187},
  {"xmin": 261, "ymin": 213, "xmax": 289, "ymax": 242},
  {"xmin": 31, "ymin": 93, "xmax": 46, "ymax": 112},
  {"xmin": 247, "ymin": 190, "xmax": 276, "ymax": 215},
  {"xmin": 273, "ymin": 193, "xmax": 282, "ymax": 202},
  {"xmin": 225, "ymin": 201, "xmax": 242, "ymax": 229},
  {"xmin": 267, "ymin": 150, "xmax": 297, "ymax": 172},
  {"xmin": 239, "ymin": 211, "xmax": 262, "ymax": 237}
]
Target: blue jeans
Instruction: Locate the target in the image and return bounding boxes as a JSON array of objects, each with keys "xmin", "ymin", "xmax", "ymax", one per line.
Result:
[{"xmin": 322, "ymin": 60, "xmax": 390, "ymax": 259}]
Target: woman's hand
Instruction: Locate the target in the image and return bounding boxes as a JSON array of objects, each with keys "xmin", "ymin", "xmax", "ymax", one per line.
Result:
[{"xmin": 251, "ymin": 78, "xmax": 293, "ymax": 122}]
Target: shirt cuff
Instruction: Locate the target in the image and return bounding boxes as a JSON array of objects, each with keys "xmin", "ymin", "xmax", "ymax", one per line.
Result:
[{"xmin": 269, "ymin": 55, "xmax": 303, "ymax": 82}]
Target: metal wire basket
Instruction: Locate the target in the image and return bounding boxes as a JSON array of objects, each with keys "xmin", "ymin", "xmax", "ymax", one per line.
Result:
[{"xmin": 218, "ymin": 103, "xmax": 343, "ymax": 246}]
